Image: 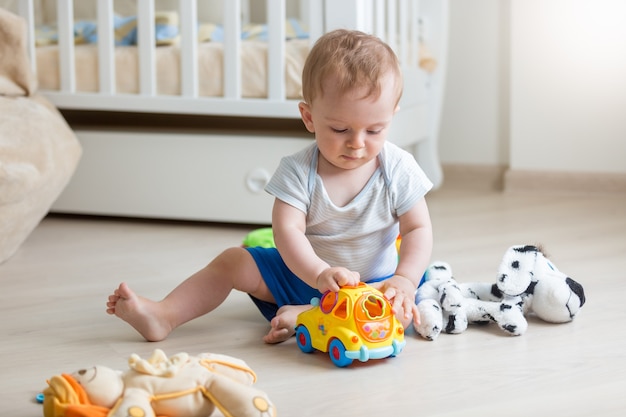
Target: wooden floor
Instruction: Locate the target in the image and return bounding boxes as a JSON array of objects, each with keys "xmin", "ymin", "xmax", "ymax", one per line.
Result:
[{"xmin": 2, "ymin": 183, "xmax": 625, "ymax": 416}]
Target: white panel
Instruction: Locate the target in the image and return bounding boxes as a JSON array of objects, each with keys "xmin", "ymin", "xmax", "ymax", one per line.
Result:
[{"xmin": 52, "ymin": 130, "xmax": 313, "ymax": 224}]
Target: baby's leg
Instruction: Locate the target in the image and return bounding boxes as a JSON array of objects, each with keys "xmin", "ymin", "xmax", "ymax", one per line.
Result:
[
  {"xmin": 263, "ymin": 304, "xmax": 312, "ymax": 344},
  {"xmin": 106, "ymin": 247, "xmax": 269, "ymax": 341}
]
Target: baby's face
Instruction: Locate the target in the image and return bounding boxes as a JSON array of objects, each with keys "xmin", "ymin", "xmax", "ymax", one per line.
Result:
[{"xmin": 299, "ymin": 73, "xmax": 399, "ymax": 172}]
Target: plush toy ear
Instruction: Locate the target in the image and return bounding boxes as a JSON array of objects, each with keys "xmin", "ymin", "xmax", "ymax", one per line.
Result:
[
  {"xmin": 43, "ymin": 374, "xmax": 109, "ymax": 417},
  {"xmin": 566, "ymin": 277, "xmax": 586, "ymax": 307}
]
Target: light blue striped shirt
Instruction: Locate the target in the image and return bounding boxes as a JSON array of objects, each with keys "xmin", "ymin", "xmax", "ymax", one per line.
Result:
[{"xmin": 265, "ymin": 142, "xmax": 432, "ymax": 281}]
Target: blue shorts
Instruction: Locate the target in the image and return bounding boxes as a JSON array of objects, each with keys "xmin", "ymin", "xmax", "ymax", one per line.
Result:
[
  {"xmin": 245, "ymin": 246, "xmax": 396, "ymax": 321},
  {"xmin": 245, "ymin": 247, "xmax": 321, "ymax": 321}
]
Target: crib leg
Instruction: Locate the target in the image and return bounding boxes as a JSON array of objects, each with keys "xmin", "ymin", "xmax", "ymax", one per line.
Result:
[{"xmin": 414, "ymin": 139, "xmax": 444, "ymax": 189}]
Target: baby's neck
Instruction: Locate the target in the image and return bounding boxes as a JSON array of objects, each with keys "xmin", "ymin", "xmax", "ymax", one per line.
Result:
[{"xmin": 317, "ymin": 156, "xmax": 379, "ymax": 207}]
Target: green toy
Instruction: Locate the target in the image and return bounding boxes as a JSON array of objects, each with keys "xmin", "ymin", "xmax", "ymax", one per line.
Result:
[{"xmin": 242, "ymin": 228, "xmax": 275, "ymax": 248}]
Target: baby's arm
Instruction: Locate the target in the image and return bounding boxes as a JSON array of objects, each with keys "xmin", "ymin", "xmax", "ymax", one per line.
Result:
[
  {"xmin": 271, "ymin": 199, "xmax": 360, "ymax": 292},
  {"xmin": 380, "ymin": 197, "xmax": 433, "ymax": 322}
]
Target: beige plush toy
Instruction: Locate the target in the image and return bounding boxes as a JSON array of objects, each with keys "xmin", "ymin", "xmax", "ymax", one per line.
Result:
[{"xmin": 42, "ymin": 349, "xmax": 276, "ymax": 417}]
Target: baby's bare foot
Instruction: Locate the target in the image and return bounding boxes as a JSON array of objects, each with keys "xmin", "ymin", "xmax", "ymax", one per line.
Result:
[
  {"xmin": 263, "ymin": 304, "xmax": 311, "ymax": 344},
  {"xmin": 106, "ymin": 282, "xmax": 172, "ymax": 342}
]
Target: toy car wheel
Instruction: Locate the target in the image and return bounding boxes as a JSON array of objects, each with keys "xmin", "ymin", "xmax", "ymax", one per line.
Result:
[
  {"xmin": 295, "ymin": 325, "xmax": 314, "ymax": 353},
  {"xmin": 328, "ymin": 339, "xmax": 353, "ymax": 367}
]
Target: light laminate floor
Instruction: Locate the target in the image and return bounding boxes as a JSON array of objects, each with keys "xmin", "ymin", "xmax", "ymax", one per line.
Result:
[{"xmin": 2, "ymin": 184, "xmax": 625, "ymax": 416}]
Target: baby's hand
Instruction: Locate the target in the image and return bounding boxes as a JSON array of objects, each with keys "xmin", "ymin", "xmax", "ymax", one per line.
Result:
[
  {"xmin": 377, "ymin": 275, "xmax": 420, "ymax": 326},
  {"xmin": 316, "ymin": 267, "xmax": 360, "ymax": 293}
]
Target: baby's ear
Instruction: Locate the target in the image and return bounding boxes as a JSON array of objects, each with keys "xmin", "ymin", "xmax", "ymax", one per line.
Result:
[{"xmin": 298, "ymin": 102, "xmax": 315, "ymax": 133}]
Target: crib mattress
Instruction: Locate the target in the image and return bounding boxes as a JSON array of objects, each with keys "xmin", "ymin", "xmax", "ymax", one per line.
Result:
[{"xmin": 36, "ymin": 39, "xmax": 309, "ymax": 99}]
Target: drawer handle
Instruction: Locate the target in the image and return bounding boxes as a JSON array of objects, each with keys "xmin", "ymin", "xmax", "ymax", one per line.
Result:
[{"xmin": 245, "ymin": 168, "xmax": 271, "ymax": 193}]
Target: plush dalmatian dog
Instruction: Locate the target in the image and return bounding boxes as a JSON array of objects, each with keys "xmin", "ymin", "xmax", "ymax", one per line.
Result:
[
  {"xmin": 414, "ymin": 245, "xmax": 586, "ymax": 341},
  {"xmin": 415, "ymin": 262, "xmax": 527, "ymax": 340}
]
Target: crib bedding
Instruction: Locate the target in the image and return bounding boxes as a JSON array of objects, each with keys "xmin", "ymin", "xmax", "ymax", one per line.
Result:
[
  {"xmin": 35, "ymin": 13, "xmax": 310, "ymax": 99},
  {"xmin": 36, "ymin": 38, "xmax": 309, "ymax": 99}
]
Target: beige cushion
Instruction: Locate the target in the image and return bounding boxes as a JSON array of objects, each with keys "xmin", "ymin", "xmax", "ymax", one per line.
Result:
[{"xmin": 0, "ymin": 8, "xmax": 81, "ymax": 263}]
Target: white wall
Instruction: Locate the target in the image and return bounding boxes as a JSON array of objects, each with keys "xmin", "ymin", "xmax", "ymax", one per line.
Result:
[
  {"xmin": 510, "ymin": 0, "xmax": 626, "ymax": 173},
  {"xmin": 440, "ymin": 0, "xmax": 626, "ymax": 174},
  {"xmin": 439, "ymin": 0, "xmax": 509, "ymax": 166}
]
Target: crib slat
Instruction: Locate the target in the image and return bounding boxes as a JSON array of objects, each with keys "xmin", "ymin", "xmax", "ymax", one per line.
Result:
[
  {"xmin": 386, "ymin": 0, "xmax": 397, "ymax": 54},
  {"xmin": 223, "ymin": 1, "xmax": 242, "ymax": 99},
  {"xmin": 18, "ymin": 0, "xmax": 36, "ymax": 75},
  {"xmin": 411, "ymin": 0, "xmax": 420, "ymax": 68},
  {"xmin": 374, "ymin": 0, "xmax": 385, "ymax": 40},
  {"xmin": 241, "ymin": 0, "xmax": 250, "ymax": 26},
  {"xmin": 399, "ymin": 0, "xmax": 409, "ymax": 67},
  {"xmin": 302, "ymin": 0, "xmax": 323, "ymax": 44},
  {"xmin": 57, "ymin": 0, "xmax": 76, "ymax": 93},
  {"xmin": 361, "ymin": 0, "xmax": 374, "ymax": 34},
  {"xmin": 137, "ymin": 0, "xmax": 156, "ymax": 96},
  {"xmin": 179, "ymin": 0, "xmax": 199, "ymax": 98},
  {"xmin": 267, "ymin": 0, "xmax": 286, "ymax": 100},
  {"xmin": 97, "ymin": 0, "xmax": 115, "ymax": 94}
]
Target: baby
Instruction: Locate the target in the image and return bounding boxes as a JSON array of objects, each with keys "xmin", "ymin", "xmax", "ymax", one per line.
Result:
[{"xmin": 107, "ymin": 29, "xmax": 433, "ymax": 343}]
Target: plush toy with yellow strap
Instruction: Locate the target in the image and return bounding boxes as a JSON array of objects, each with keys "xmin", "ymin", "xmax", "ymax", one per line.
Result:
[{"xmin": 42, "ymin": 349, "xmax": 276, "ymax": 417}]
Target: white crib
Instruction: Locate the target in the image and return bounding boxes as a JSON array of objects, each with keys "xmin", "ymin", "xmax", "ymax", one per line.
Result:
[{"xmin": 14, "ymin": 0, "xmax": 448, "ymax": 224}]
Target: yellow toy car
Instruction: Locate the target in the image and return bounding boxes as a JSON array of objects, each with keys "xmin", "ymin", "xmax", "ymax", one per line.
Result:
[{"xmin": 295, "ymin": 282, "xmax": 406, "ymax": 367}]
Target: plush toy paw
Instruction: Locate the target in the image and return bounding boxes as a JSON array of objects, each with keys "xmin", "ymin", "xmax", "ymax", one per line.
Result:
[{"xmin": 415, "ymin": 298, "xmax": 443, "ymax": 340}]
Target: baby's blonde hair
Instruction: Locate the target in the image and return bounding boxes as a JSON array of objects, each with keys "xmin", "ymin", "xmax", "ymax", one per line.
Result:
[{"xmin": 301, "ymin": 29, "xmax": 403, "ymax": 105}]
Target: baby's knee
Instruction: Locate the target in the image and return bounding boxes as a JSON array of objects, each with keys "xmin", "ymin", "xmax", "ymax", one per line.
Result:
[
  {"xmin": 216, "ymin": 247, "xmax": 266, "ymax": 292},
  {"xmin": 214, "ymin": 247, "xmax": 251, "ymax": 268}
]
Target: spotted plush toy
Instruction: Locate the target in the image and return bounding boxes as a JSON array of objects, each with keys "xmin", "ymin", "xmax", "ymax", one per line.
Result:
[{"xmin": 415, "ymin": 245, "xmax": 586, "ymax": 341}]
